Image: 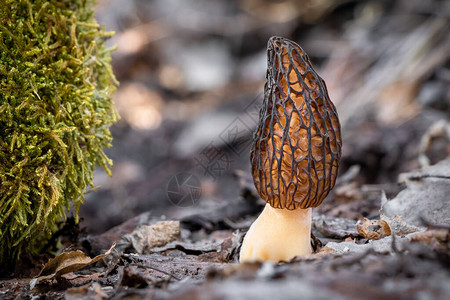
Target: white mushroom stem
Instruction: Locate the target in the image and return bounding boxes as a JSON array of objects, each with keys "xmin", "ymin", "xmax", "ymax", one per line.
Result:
[{"xmin": 239, "ymin": 203, "xmax": 312, "ymax": 263}]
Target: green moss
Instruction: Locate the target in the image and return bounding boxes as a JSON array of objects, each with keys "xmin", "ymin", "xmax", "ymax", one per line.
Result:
[{"xmin": 0, "ymin": 0, "xmax": 118, "ymax": 265}]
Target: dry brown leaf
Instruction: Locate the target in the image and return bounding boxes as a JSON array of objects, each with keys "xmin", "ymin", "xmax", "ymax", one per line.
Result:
[
  {"xmin": 357, "ymin": 218, "xmax": 391, "ymax": 240},
  {"xmin": 117, "ymin": 220, "xmax": 180, "ymax": 254},
  {"xmin": 29, "ymin": 243, "xmax": 115, "ymax": 289}
]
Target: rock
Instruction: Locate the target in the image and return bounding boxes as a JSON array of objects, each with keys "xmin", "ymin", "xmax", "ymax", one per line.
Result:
[{"xmin": 381, "ymin": 158, "xmax": 450, "ymax": 228}]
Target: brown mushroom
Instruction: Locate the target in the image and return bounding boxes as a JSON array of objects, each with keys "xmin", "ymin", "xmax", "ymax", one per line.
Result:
[{"xmin": 240, "ymin": 36, "xmax": 342, "ymax": 262}]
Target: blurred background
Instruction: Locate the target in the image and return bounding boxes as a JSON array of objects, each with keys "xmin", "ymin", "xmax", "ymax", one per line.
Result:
[{"xmin": 79, "ymin": 0, "xmax": 450, "ymax": 234}]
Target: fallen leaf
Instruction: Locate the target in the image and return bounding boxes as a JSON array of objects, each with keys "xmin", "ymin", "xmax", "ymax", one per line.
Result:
[
  {"xmin": 356, "ymin": 218, "xmax": 391, "ymax": 240},
  {"xmin": 30, "ymin": 243, "xmax": 115, "ymax": 289},
  {"xmin": 86, "ymin": 211, "xmax": 157, "ymax": 253},
  {"xmin": 380, "ymin": 213, "xmax": 425, "ymax": 235},
  {"xmin": 313, "ymin": 215, "xmax": 359, "ymax": 239},
  {"xmin": 117, "ymin": 221, "xmax": 180, "ymax": 254}
]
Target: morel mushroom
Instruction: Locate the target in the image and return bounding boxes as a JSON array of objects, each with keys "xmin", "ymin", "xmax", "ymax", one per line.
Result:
[{"xmin": 240, "ymin": 36, "xmax": 342, "ymax": 262}]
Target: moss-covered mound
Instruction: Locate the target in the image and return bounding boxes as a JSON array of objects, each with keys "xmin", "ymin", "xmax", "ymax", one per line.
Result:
[{"xmin": 0, "ymin": 0, "xmax": 118, "ymax": 265}]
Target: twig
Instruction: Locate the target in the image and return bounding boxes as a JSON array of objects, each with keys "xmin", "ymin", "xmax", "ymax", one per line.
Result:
[
  {"xmin": 121, "ymin": 254, "xmax": 181, "ymax": 281},
  {"xmin": 408, "ymin": 174, "xmax": 450, "ymax": 181},
  {"xmin": 134, "ymin": 263, "xmax": 181, "ymax": 281}
]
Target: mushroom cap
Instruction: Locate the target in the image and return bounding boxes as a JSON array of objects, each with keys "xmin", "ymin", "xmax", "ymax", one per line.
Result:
[{"xmin": 250, "ymin": 36, "xmax": 342, "ymax": 210}]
